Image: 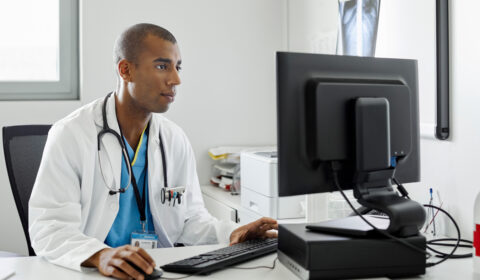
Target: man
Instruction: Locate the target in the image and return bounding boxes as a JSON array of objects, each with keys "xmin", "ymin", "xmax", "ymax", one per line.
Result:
[{"xmin": 29, "ymin": 23, "xmax": 277, "ymax": 280}]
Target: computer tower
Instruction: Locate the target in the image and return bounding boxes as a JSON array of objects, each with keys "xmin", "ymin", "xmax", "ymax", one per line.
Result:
[{"xmin": 278, "ymin": 223, "xmax": 426, "ymax": 279}]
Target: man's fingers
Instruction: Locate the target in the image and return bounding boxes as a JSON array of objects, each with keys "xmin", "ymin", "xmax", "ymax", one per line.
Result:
[
  {"xmin": 108, "ymin": 266, "xmax": 131, "ymax": 280},
  {"xmin": 254, "ymin": 217, "xmax": 277, "ymax": 227},
  {"xmin": 127, "ymin": 246, "xmax": 156, "ymax": 267},
  {"xmin": 264, "ymin": 231, "xmax": 278, "ymax": 239},
  {"xmin": 229, "ymin": 237, "xmax": 240, "ymax": 246},
  {"xmin": 230, "ymin": 229, "xmax": 247, "ymax": 245},
  {"xmin": 119, "ymin": 250, "xmax": 153, "ymax": 275},
  {"xmin": 261, "ymin": 217, "xmax": 277, "ymax": 224},
  {"xmin": 259, "ymin": 222, "xmax": 278, "ymax": 232},
  {"xmin": 110, "ymin": 258, "xmax": 143, "ymax": 280},
  {"xmin": 230, "ymin": 217, "xmax": 278, "ymax": 246}
]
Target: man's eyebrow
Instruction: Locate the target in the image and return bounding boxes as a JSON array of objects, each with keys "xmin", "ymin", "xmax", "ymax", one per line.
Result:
[
  {"xmin": 153, "ymin": 57, "xmax": 182, "ymax": 65},
  {"xmin": 153, "ymin": 57, "xmax": 172, "ymax": 63}
]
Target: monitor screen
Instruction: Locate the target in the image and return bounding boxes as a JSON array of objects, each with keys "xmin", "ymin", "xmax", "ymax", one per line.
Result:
[{"xmin": 277, "ymin": 52, "xmax": 420, "ymax": 197}]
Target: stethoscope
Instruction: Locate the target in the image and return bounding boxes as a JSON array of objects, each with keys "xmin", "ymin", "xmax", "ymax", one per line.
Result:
[{"xmin": 97, "ymin": 92, "xmax": 184, "ymax": 206}]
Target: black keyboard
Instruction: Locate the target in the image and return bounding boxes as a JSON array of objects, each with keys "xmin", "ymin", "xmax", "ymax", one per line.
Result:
[{"xmin": 161, "ymin": 238, "xmax": 278, "ymax": 275}]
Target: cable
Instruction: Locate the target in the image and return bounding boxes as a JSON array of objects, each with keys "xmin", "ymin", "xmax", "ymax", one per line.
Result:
[
  {"xmin": 330, "ymin": 162, "xmax": 430, "ymax": 259},
  {"xmin": 355, "ymin": 177, "xmax": 409, "ymax": 216},
  {"xmin": 391, "ymin": 178, "xmax": 470, "ymax": 262},
  {"xmin": 427, "ymin": 238, "xmax": 472, "ymax": 248},
  {"xmin": 230, "ymin": 257, "xmax": 278, "ymax": 270},
  {"xmin": 392, "ymin": 177, "xmax": 410, "ymax": 199},
  {"xmin": 427, "ymin": 245, "xmax": 471, "ymax": 259},
  {"xmin": 423, "ymin": 204, "xmax": 462, "ymax": 267},
  {"xmin": 424, "ymin": 201, "xmax": 444, "ymax": 234},
  {"xmin": 343, "ymin": 166, "xmax": 465, "ymax": 267}
]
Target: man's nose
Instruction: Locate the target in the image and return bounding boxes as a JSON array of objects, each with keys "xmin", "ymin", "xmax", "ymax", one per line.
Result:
[{"xmin": 168, "ymin": 68, "xmax": 181, "ymax": 86}]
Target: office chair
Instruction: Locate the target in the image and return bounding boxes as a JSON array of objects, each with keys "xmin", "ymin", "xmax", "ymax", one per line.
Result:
[{"xmin": 2, "ymin": 125, "xmax": 51, "ymax": 256}]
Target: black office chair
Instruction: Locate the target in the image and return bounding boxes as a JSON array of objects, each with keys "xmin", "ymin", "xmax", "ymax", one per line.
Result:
[{"xmin": 2, "ymin": 125, "xmax": 51, "ymax": 256}]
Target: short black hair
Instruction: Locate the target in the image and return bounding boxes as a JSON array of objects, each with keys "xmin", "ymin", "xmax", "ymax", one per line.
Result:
[{"xmin": 113, "ymin": 23, "xmax": 177, "ymax": 64}]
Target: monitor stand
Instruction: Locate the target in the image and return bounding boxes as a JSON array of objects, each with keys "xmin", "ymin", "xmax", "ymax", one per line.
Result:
[
  {"xmin": 306, "ymin": 214, "xmax": 389, "ymax": 237},
  {"xmin": 305, "ymin": 187, "xmax": 426, "ymax": 238}
]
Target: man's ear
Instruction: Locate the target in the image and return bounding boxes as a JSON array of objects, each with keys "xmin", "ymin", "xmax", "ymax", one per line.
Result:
[{"xmin": 118, "ymin": 59, "xmax": 132, "ymax": 82}]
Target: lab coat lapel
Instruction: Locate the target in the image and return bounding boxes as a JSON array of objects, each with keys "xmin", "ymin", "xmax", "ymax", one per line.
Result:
[
  {"xmin": 94, "ymin": 94, "xmax": 123, "ymax": 191},
  {"xmin": 148, "ymin": 117, "xmax": 173, "ymax": 247}
]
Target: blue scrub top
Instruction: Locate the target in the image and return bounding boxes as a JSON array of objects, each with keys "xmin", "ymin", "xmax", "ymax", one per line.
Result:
[{"xmin": 105, "ymin": 127, "xmax": 155, "ymax": 248}]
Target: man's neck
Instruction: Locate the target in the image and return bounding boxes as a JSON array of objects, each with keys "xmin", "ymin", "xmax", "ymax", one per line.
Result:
[{"xmin": 114, "ymin": 91, "xmax": 151, "ymax": 151}]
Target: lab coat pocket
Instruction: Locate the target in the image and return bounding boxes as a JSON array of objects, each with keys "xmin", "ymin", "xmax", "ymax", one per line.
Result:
[{"xmin": 159, "ymin": 198, "xmax": 188, "ymax": 241}]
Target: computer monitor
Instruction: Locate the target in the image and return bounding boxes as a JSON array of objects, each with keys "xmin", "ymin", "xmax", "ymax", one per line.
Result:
[{"xmin": 276, "ymin": 52, "xmax": 424, "ymax": 237}]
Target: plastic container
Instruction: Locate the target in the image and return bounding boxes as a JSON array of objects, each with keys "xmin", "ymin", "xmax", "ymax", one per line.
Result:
[{"xmin": 474, "ymin": 191, "xmax": 480, "ymax": 273}]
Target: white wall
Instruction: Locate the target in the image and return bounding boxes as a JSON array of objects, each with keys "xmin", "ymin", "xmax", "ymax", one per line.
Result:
[
  {"xmin": 431, "ymin": 0, "xmax": 480, "ymax": 239},
  {"xmin": 0, "ymin": 0, "xmax": 286, "ymax": 255},
  {"xmin": 376, "ymin": 0, "xmax": 480, "ymax": 240},
  {"xmin": 376, "ymin": 0, "xmax": 436, "ymax": 126},
  {"xmin": 287, "ymin": 0, "xmax": 338, "ymax": 54}
]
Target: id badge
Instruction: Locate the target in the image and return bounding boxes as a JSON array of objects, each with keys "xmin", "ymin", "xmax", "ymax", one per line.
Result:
[{"xmin": 131, "ymin": 231, "xmax": 159, "ymax": 249}]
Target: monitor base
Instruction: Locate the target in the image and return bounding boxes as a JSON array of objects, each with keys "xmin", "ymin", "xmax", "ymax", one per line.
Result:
[{"xmin": 306, "ymin": 215, "xmax": 389, "ymax": 237}]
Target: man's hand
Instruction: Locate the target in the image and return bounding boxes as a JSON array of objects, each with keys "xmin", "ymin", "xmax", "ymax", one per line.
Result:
[
  {"xmin": 230, "ymin": 217, "xmax": 278, "ymax": 245},
  {"xmin": 81, "ymin": 245, "xmax": 156, "ymax": 280}
]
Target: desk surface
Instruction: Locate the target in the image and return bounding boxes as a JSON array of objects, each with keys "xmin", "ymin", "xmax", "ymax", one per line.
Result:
[{"xmin": 0, "ymin": 244, "xmax": 477, "ymax": 280}]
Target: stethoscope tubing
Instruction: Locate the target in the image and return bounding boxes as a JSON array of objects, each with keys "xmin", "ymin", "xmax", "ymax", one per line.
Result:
[
  {"xmin": 98, "ymin": 93, "xmax": 133, "ymax": 194},
  {"xmin": 97, "ymin": 92, "xmax": 176, "ymax": 204}
]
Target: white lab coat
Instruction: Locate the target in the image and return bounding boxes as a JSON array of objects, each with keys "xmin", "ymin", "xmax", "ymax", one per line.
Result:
[{"xmin": 28, "ymin": 95, "xmax": 236, "ymax": 271}]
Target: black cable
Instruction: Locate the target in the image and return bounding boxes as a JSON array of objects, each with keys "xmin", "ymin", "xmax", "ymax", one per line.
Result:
[
  {"xmin": 427, "ymin": 238, "xmax": 472, "ymax": 258},
  {"xmin": 428, "ymin": 238, "xmax": 472, "ymax": 247},
  {"xmin": 423, "ymin": 204, "xmax": 461, "ymax": 267},
  {"xmin": 427, "ymin": 245, "xmax": 472, "ymax": 259},
  {"xmin": 338, "ymin": 162, "xmax": 464, "ymax": 267},
  {"xmin": 230, "ymin": 257, "xmax": 278, "ymax": 270},
  {"xmin": 392, "ymin": 177, "xmax": 410, "ymax": 199},
  {"xmin": 391, "ymin": 180, "xmax": 466, "ymax": 263},
  {"xmin": 391, "ymin": 157, "xmax": 410, "ymax": 199},
  {"xmin": 429, "ymin": 243, "xmax": 472, "ymax": 249},
  {"xmin": 330, "ymin": 162, "xmax": 430, "ymax": 259},
  {"xmin": 428, "ymin": 237, "xmax": 472, "ymax": 243},
  {"xmin": 356, "ymin": 177, "xmax": 409, "ymax": 216},
  {"xmin": 390, "ymin": 177, "xmax": 469, "ymax": 261}
]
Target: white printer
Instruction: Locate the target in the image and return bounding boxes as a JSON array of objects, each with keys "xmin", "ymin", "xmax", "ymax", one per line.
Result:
[{"xmin": 240, "ymin": 151, "xmax": 305, "ymax": 219}]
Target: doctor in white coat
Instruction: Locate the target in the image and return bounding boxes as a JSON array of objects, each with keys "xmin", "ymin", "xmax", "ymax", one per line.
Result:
[{"xmin": 29, "ymin": 23, "xmax": 278, "ymax": 280}]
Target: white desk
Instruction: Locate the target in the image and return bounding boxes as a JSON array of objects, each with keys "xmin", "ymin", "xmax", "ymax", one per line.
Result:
[{"xmin": 0, "ymin": 244, "xmax": 476, "ymax": 280}]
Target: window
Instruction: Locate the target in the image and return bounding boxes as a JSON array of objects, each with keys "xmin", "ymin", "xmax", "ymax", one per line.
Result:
[{"xmin": 0, "ymin": 0, "xmax": 78, "ymax": 100}]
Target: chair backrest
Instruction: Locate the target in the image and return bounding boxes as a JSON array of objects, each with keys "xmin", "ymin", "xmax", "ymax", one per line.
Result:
[{"xmin": 2, "ymin": 125, "xmax": 51, "ymax": 256}]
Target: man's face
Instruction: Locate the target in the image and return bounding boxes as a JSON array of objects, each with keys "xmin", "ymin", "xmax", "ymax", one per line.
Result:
[{"xmin": 127, "ymin": 35, "xmax": 182, "ymax": 113}]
